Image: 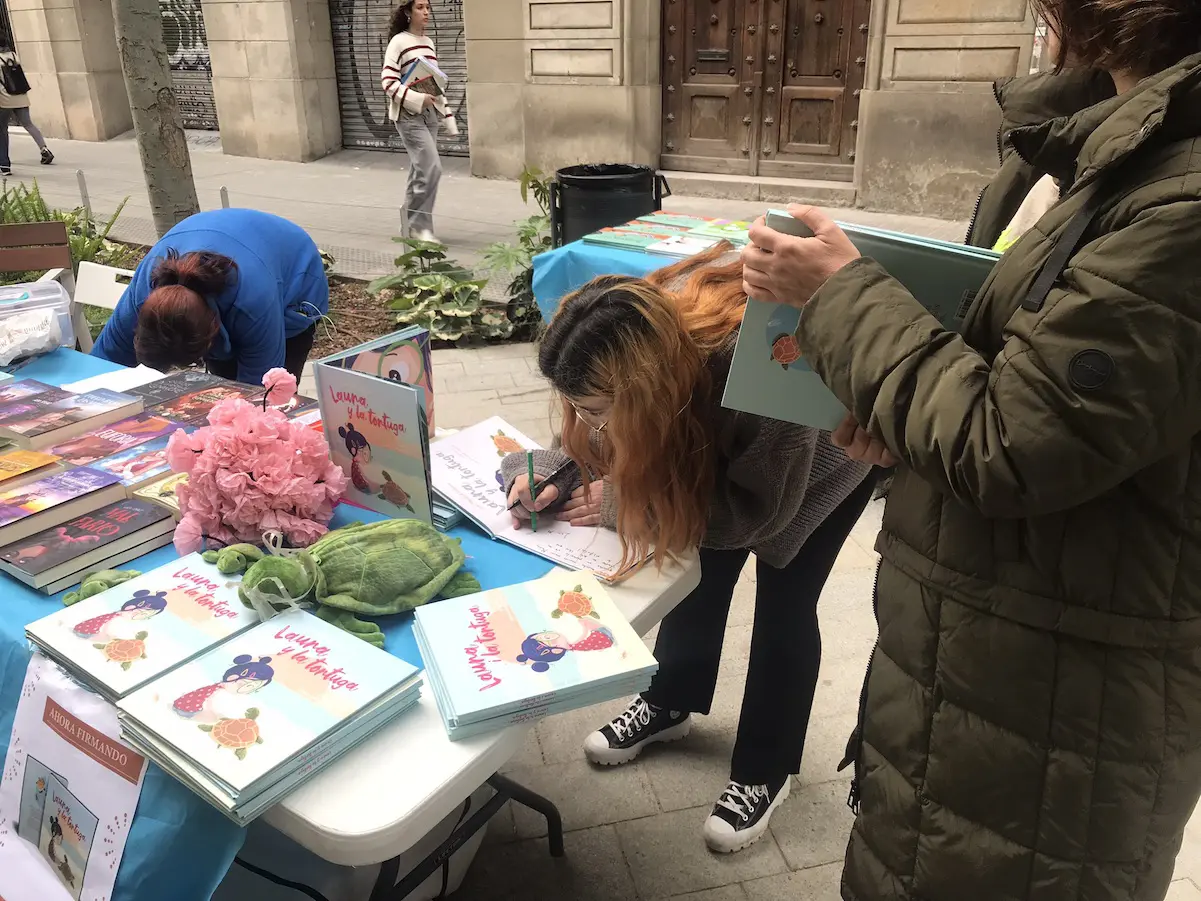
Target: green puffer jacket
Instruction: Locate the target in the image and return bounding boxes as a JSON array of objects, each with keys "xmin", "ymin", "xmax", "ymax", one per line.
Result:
[{"xmin": 796, "ymin": 54, "xmax": 1201, "ymax": 901}]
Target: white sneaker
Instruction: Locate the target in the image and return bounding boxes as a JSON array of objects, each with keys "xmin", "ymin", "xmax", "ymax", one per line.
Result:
[
  {"xmin": 702, "ymin": 777, "xmax": 791, "ymax": 854},
  {"xmin": 414, "ymin": 228, "xmax": 440, "ymax": 244},
  {"xmin": 583, "ymin": 697, "xmax": 691, "ymax": 766}
]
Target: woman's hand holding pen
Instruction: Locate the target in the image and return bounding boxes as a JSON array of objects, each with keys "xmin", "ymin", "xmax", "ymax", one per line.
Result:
[
  {"xmin": 507, "ymin": 477, "xmax": 604, "ymax": 528},
  {"xmin": 508, "ymin": 475, "xmax": 558, "ymax": 529}
]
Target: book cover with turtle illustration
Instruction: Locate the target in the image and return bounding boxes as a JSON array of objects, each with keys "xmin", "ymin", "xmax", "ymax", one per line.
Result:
[
  {"xmin": 24, "ymin": 553, "xmax": 259, "ymax": 701},
  {"xmin": 48, "ymin": 412, "xmax": 187, "ymax": 466},
  {"xmin": 722, "ymin": 210, "xmax": 1001, "ymax": 429},
  {"xmin": 0, "ymin": 498, "xmax": 174, "ymax": 589},
  {"xmin": 429, "ymin": 416, "xmax": 540, "ymax": 533},
  {"xmin": 116, "ymin": 609, "xmax": 422, "ymax": 814},
  {"xmin": 414, "ymin": 570, "xmax": 657, "ymax": 734},
  {"xmin": 37, "ymin": 774, "xmax": 97, "ymax": 901},
  {"xmin": 315, "ymin": 357, "xmax": 433, "ymax": 526},
  {"xmin": 16, "ymin": 755, "xmax": 66, "ymax": 844}
]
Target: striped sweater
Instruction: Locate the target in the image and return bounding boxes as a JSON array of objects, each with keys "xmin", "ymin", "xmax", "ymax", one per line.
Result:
[{"xmin": 380, "ymin": 31, "xmax": 454, "ymax": 128}]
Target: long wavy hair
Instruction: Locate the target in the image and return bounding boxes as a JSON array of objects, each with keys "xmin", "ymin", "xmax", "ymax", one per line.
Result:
[
  {"xmin": 537, "ymin": 243, "xmax": 745, "ymax": 574},
  {"xmin": 388, "ymin": 1, "xmax": 417, "ymax": 39}
]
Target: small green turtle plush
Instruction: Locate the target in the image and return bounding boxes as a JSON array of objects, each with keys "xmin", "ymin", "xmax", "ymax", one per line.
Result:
[
  {"xmin": 203, "ymin": 519, "xmax": 481, "ymax": 647},
  {"xmin": 63, "ymin": 569, "xmax": 142, "ymax": 605}
]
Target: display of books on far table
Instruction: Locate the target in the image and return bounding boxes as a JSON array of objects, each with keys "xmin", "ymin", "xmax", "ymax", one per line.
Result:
[
  {"xmin": 117, "ymin": 609, "xmax": 423, "ymax": 824},
  {"xmin": 415, "ymin": 570, "xmax": 656, "ymax": 740},
  {"xmin": 0, "ymin": 387, "xmax": 143, "ymax": 451}
]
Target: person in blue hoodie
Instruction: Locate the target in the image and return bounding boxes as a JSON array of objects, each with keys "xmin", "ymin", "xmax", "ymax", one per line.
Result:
[{"xmin": 91, "ymin": 209, "xmax": 329, "ymax": 386}]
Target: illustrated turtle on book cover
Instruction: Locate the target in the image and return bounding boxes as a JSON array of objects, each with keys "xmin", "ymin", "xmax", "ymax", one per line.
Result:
[{"xmin": 72, "ymin": 589, "xmax": 167, "ymax": 669}]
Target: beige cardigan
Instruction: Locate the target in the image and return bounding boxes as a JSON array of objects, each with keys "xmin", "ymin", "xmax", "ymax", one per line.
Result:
[{"xmin": 0, "ymin": 54, "xmax": 28, "ymax": 111}]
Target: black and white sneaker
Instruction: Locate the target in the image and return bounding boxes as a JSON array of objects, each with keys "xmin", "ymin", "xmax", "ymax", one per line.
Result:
[
  {"xmin": 702, "ymin": 777, "xmax": 791, "ymax": 853},
  {"xmin": 583, "ymin": 697, "xmax": 691, "ymax": 766}
]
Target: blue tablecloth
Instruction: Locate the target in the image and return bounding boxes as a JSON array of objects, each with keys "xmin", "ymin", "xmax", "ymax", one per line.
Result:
[
  {"xmin": 532, "ymin": 241, "xmax": 664, "ymax": 322},
  {"xmin": 0, "ymin": 349, "xmax": 556, "ymax": 901}
]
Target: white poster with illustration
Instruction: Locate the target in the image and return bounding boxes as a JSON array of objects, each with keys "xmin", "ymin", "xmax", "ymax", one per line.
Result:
[{"xmin": 0, "ymin": 653, "xmax": 147, "ymax": 901}]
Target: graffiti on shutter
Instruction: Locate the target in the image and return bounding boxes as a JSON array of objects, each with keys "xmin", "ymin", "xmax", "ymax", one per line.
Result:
[
  {"xmin": 330, "ymin": 0, "xmax": 469, "ymax": 156},
  {"xmin": 161, "ymin": 0, "xmax": 219, "ymax": 131}
]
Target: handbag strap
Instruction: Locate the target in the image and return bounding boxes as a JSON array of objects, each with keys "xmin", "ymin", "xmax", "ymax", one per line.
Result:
[{"xmin": 1021, "ymin": 179, "xmax": 1108, "ymax": 313}]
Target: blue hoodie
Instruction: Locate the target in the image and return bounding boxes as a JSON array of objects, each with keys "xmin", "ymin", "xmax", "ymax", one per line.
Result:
[{"xmin": 91, "ymin": 209, "xmax": 329, "ymax": 385}]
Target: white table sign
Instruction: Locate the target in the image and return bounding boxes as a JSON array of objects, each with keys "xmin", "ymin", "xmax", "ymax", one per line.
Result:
[{"xmin": 0, "ymin": 653, "xmax": 147, "ymax": 901}]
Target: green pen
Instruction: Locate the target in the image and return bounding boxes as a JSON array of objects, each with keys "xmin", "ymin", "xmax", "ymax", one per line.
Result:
[{"xmin": 527, "ymin": 450, "xmax": 538, "ymax": 532}]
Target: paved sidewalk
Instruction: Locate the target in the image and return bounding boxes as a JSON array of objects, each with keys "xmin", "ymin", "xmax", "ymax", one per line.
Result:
[
  {"xmin": 421, "ymin": 343, "xmax": 1201, "ymax": 901},
  {"xmin": 9, "ymin": 129, "xmax": 967, "ymax": 280}
]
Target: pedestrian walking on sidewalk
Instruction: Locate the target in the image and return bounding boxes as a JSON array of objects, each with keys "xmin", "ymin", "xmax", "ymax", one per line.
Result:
[
  {"xmin": 502, "ymin": 246, "xmax": 876, "ymax": 855},
  {"xmin": 0, "ymin": 39, "xmax": 52, "ymax": 177},
  {"xmin": 382, "ymin": 0, "xmax": 457, "ymax": 245},
  {"xmin": 742, "ymin": 0, "xmax": 1201, "ymax": 898}
]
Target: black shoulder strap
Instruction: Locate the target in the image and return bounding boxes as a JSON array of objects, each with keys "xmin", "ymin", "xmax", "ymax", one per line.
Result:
[{"xmin": 1021, "ymin": 180, "xmax": 1108, "ymax": 313}]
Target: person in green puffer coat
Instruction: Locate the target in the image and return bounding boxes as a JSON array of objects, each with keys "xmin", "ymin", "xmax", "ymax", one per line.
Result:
[{"xmin": 740, "ymin": 1, "xmax": 1201, "ymax": 899}]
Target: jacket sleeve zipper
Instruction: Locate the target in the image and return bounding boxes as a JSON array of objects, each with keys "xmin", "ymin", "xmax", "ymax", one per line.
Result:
[{"xmin": 838, "ymin": 556, "xmax": 881, "ymax": 815}]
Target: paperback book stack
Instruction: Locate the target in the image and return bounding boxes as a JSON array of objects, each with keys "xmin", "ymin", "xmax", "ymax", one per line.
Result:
[
  {"xmin": 414, "ymin": 570, "xmax": 656, "ymax": 740},
  {"xmin": 117, "ymin": 609, "xmax": 422, "ymax": 824},
  {"xmin": 0, "ymin": 382, "xmax": 143, "ymax": 450},
  {"xmin": 0, "ymin": 497, "xmax": 174, "ymax": 593}
]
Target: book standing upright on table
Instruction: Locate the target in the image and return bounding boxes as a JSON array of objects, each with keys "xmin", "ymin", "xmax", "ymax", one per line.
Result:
[
  {"xmin": 314, "ymin": 327, "xmax": 435, "ymax": 524},
  {"xmin": 723, "ymin": 209, "xmax": 1002, "ymax": 429}
]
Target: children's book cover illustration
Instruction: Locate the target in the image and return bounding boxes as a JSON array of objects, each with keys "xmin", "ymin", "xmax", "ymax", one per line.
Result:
[{"xmin": 37, "ymin": 774, "xmax": 97, "ymax": 901}]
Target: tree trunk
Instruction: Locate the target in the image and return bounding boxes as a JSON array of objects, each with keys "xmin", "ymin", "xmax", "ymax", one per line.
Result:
[{"xmin": 111, "ymin": 0, "xmax": 200, "ymax": 237}]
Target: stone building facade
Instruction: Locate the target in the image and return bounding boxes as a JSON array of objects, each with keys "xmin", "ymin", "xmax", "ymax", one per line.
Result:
[{"xmin": 9, "ymin": 0, "xmax": 1038, "ymax": 219}]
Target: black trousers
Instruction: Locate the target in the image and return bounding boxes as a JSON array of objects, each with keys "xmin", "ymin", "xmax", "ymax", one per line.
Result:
[
  {"xmin": 643, "ymin": 472, "xmax": 876, "ymax": 785},
  {"xmin": 206, "ymin": 326, "xmax": 316, "ymax": 385}
]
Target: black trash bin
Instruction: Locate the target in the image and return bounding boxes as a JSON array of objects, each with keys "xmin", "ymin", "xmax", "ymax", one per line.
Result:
[{"xmin": 549, "ymin": 164, "xmax": 672, "ymax": 247}]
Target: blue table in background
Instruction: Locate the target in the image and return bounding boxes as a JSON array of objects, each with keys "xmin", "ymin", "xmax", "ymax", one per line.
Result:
[
  {"xmin": 532, "ymin": 241, "xmax": 663, "ymax": 322},
  {"xmin": 0, "ymin": 349, "xmax": 556, "ymax": 901}
]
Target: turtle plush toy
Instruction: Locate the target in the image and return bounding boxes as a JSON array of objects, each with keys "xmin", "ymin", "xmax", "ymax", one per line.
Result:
[{"xmin": 202, "ymin": 519, "xmax": 482, "ymax": 647}]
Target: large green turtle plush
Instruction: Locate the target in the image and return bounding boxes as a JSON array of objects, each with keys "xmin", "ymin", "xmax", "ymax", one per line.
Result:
[{"xmin": 202, "ymin": 519, "xmax": 481, "ymax": 647}]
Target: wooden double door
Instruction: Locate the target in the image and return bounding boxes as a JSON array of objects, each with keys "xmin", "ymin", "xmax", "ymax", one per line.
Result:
[{"xmin": 661, "ymin": 0, "xmax": 872, "ymax": 180}]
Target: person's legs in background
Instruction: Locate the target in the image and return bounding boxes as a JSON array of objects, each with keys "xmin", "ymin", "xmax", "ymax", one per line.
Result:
[
  {"xmin": 0, "ymin": 109, "xmax": 13, "ymax": 176},
  {"xmin": 282, "ymin": 326, "xmax": 316, "ymax": 384},
  {"xmin": 12, "ymin": 107, "xmax": 52, "ymax": 164},
  {"xmin": 395, "ymin": 109, "xmax": 443, "ymax": 242}
]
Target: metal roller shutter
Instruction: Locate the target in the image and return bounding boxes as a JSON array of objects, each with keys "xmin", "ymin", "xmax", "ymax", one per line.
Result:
[
  {"xmin": 161, "ymin": 0, "xmax": 219, "ymax": 131},
  {"xmin": 329, "ymin": 0, "xmax": 469, "ymax": 156}
]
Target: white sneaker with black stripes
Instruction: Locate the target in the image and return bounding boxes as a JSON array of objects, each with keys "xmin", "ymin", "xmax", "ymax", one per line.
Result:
[
  {"xmin": 702, "ymin": 777, "xmax": 791, "ymax": 853},
  {"xmin": 583, "ymin": 697, "xmax": 691, "ymax": 766}
]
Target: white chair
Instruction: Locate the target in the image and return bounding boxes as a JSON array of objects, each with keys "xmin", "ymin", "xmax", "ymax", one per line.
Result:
[{"xmin": 68, "ymin": 261, "xmax": 136, "ymax": 352}]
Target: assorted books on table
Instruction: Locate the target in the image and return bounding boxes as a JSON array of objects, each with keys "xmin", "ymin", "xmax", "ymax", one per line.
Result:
[
  {"xmin": 581, "ymin": 212, "xmax": 751, "ymax": 257},
  {"xmin": 723, "ymin": 210, "xmax": 1002, "ymax": 429},
  {"xmin": 23, "ymin": 556, "xmax": 424, "ymax": 824},
  {"xmin": 415, "ymin": 570, "xmax": 656, "ymax": 740}
]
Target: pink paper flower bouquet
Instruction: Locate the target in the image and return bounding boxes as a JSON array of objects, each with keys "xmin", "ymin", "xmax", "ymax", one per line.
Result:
[{"xmin": 167, "ymin": 368, "xmax": 348, "ymax": 554}]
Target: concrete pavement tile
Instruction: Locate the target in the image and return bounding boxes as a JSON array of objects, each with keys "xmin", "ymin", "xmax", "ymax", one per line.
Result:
[
  {"xmin": 809, "ymin": 659, "xmax": 869, "ymax": 722},
  {"xmin": 848, "ymin": 499, "xmax": 884, "ymax": 556},
  {"xmin": 439, "ymin": 370, "xmax": 516, "ymax": 392},
  {"xmin": 800, "ymin": 710, "xmax": 860, "ymax": 787},
  {"xmin": 1166, "ymin": 880, "xmax": 1201, "ymax": 900},
  {"xmin": 455, "ymin": 824, "xmax": 637, "ymax": 901},
  {"xmin": 716, "ymin": 623, "xmax": 753, "ymax": 681},
  {"xmin": 483, "ymin": 799, "xmax": 519, "ymax": 845},
  {"xmin": 502, "ymin": 756, "xmax": 659, "ymax": 838},
  {"xmin": 768, "ymin": 780, "xmax": 854, "ymax": 870},
  {"xmin": 728, "ymin": 571, "xmax": 756, "ymax": 626},
  {"xmin": 499, "ymin": 386, "xmax": 555, "ymax": 406},
  {"xmin": 500, "ymin": 729, "xmax": 544, "ymax": 772},
  {"xmin": 1174, "ymin": 809, "xmax": 1201, "ymax": 883},
  {"xmin": 617, "ymin": 806, "xmax": 788, "ymax": 898},
  {"xmin": 835, "ymin": 537, "xmax": 878, "ymax": 571},
  {"xmin": 643, "ymin": 683, "xmax": 742, "ymax": 813},
  {"xmin": 667, "ymin": 886, "xmax": 748, "ymax": 901},
  {"xmin": 742, "ymin": 862, "xmax": 843, "ymax": 901}
]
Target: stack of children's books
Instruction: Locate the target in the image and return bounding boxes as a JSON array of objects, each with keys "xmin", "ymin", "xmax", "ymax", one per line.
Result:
[
  {"xmin": 581, "ymin": 212, "xmax": 750, "ymax": 255},
  {"xmin": 429, "ymin": 416, "xmax": 643, "ymax": 580},
  {"xmin": 0, "ymin": 497, "xmax": 175, "ymax": 593},
  {"xmin": 315, "ymin": 327, "xmax": 436, "ymax": 525},
  {"xmin": 116, "ymin": 609, "xmax": 422, "ymax": 824},
  {"xmin": 415, "ymin": 570, "xmax": 656, "ymax": 740},
  {"xmin": 23, "ymin": 555, "xmax": 424, "ymax": 824}
]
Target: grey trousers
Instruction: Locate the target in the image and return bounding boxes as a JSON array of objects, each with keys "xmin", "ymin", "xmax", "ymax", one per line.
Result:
[
  {"xmin": 396, "ymin": 108, "xmax": 442, "ymax": 235},
  {"xmin": 0, "ymin": 107, "xmax": 46, "ymax": 169}
]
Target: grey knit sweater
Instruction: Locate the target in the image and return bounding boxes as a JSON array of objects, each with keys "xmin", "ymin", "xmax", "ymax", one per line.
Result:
[{"xmin": 500, "ymin": 337, "xmax": 871, "ymax": 569}]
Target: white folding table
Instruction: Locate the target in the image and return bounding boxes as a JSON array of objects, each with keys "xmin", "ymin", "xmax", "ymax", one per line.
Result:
[{"xmin": 258, "ymin": 554, "xmax": 701, "ymax": 898}]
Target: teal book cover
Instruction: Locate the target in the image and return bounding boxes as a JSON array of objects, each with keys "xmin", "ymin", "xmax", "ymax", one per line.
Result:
[
  {"xmin": 117, "ymin": 610, "xmax": 420, "ymax": 793},
  {"xmin": 414, "ymin": 570, "xmax": 657, "ymax": 725},
  {"xmin": 723, "ymin": 211, "xmax": 1001, "ymax": 430},
  {"xmin": 25, "ymin": 552, "xmax": 258, "ymax": 699}
]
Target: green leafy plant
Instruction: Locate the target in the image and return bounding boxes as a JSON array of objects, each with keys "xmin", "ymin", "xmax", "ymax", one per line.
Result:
[
  {"xmin": 368, "ymin": 237, "xmax": 511, "ymax": 343},
  {"xmin": 482, "ymin": 165, "xmax": 554, "ymax": 339}
]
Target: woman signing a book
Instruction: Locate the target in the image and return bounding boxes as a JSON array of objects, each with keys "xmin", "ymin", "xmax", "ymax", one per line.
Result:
[
  {"xmin": 501, "ymin": 248, "xmax": 875, "ymax": 853},
  {"xmin": 382, "ymin": 0, "xmax": 457, "ymax": 244},
  {"xmin": 741, "ymin": 2, "xmax": 1201, "ymax": 898},
  {"xmin": 91, "ymin": 208, "xmax": 328, "ymax": 387}
]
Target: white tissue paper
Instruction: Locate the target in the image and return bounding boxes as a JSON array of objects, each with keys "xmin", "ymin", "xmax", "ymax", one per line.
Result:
[{"xmin": 0, "ymin": 308, "xmax": 62, "ymax": 366}]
